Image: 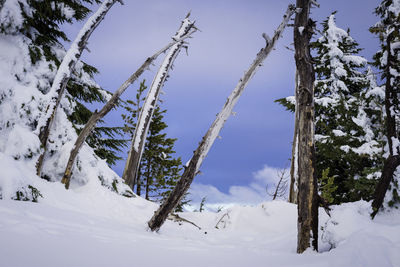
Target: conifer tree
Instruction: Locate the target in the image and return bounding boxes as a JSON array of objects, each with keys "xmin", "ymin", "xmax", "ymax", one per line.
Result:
[
  {"xmin": 370, "ymin": 0, "xmax": 400, "ymax": 217},
  {"xmin": 0, "ymin": 0, "xmax": 131, "ymax": 198},
  {"xmin": 122, "ymin": 81, "xmax": 187, "ymax": 209},
  {"xmin": 277, "ymin": 14, "xmax": 384, "ymax": 204}
]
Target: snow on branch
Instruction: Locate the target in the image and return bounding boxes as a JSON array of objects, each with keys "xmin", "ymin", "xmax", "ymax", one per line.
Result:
[
  {"xmin": 148, "ymin": 5, "xmax": 297, "ymax": 232},
  {"xmin": 35, "ymin": 0, "xmax": 120, "ymax": 176},
  {"xmin": 61, "ymin": 15, "xmax": 197, "ymax": 189},
  {"xmin": 122, "ymin": 15, "xmax": 196, "ymax": 189}
]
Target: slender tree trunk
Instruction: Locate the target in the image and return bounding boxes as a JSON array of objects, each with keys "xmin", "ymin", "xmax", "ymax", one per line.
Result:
[
  {"xmin": 371, "ymin": 33, "xmax": 400, "ymax": 219},
  {"xmin": 289, "ymin": 71, "xmax": 299, "ymax": 204},
  {"xmin": 122, "ymin": 15, "xmax": 195, "ymax": 189},
  {"xmin": 148, "ymin": 5, "xmax": 297, "ymax": 232},
  {"xmin": 61, "ymin": 19, "xmax": 197, "ymax": 189},
  {"xmin": 136, "ymin": 165, "xmax": 142, "ymax": 196},
  {"xmin": 145, "ymin": 160, "xmax": 151, "ymax": 200},
  {"xmin": 294, "ymin": 0, "xmax": 318, "ymax": 253},
  {"xmin": 36, "ymin": 0, "xmax": 120, "ymax": 176}
]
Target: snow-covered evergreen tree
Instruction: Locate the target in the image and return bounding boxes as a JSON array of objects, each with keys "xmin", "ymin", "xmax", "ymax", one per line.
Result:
[
  {"xmin": 370, "ymin": 0, "xmax": 400, "ymax": 216},
  {"xmin": 0, "ymin": 0, "xmax": 132, "ymax": 200},
  {"xmin": 277, "ymin": 14, "xmax": 384, "ymax": 204}
]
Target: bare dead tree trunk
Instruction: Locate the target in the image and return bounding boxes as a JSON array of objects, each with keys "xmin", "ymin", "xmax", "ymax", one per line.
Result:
[
  {"xmin": 148, "ymin": 5, "xmax": 297, "ymax": 232},
  {"xmin": 294, "ymin": 0, "xmax": 319, "ymax": 253},
  {"xmin": 36, "ymin": 0, "xmax": 121, "ymax": 176},
  {"xmin": 61, "ymin": 20, "xmax": 197, "ymax": 189},
  {"xmin": 289, "ymin": 71, "xmax": 299, "ymax": 204},
  {"xmin": 371, "ymin": 33, "xmax": 400, "ymax": 219},
  {"xmin": 122, "ymin": 15, "xmax": 195, "ymax": 190}
]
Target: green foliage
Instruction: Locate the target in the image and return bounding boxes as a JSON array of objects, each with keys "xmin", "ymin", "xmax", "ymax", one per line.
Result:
[
  {"xmin": 277, "ymin": 14, "xmax": 384, "ymax": 204},
  {"xmin": 319, "ymin": 168, "xmax": 337, "ymax": 205},
  {"xmin": 122, "ymin": 80, "xmax": 189, "ymax": 208},
  {"xmin": 369, "ymin": 0, "xmax": 400, "ymax": 207},
  {"xmin": 199, "ymin": 197, "xmax": 206, "ymax": 212},
  {"xmin": 12, "ymin": 185, "xmax": 43, "ymax": 202}
]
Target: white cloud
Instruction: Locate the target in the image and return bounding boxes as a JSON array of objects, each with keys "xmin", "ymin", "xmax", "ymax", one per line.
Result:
[{"xmin": 187, "ymin": 164, "xmax": 289, "ymax": 211}]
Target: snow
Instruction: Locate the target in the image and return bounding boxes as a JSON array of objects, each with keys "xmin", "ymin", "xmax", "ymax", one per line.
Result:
[
  {"xmin": 389, "ymin": 0, "xmax": 400, "ymax": 16},
  {"xmin": 0, "ymin": 190, "xmax": 399, "ymax": 267},
  {"xmin": 332, "ymin": 129, "xmax": 346, "ymax": 137}
]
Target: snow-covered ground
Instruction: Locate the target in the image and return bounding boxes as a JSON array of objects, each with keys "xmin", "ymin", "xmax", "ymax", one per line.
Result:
[{"xmin": 1, "ymin": 181, "xmax": 399, "ymax": 267}]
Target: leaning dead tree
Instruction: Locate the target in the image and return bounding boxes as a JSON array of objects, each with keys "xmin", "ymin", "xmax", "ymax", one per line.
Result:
[
  {"xmin": 61, "ymin": 16, "xmax": 197, "ymax": 189},
  {"xmin": 148, "ymin": 5, "xmax": 298, "ymax": 232},
  {"xmin": 122, "ymin": 15, "xmax": 196, "ymax": 190},
  {"xmin": 35, "ymin": 0, "xmax": 121, "ymax": 176},
  {"xmin": 294, "ymin": 0, "xmax": 319, "ymax": 253}
]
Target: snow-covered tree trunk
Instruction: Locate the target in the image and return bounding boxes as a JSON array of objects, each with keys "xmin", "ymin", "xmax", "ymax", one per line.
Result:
[
  {"xmin": 61, "ymin": 20, "xmax": 197, "ymax": 189},
  {"xmin": 36, "ymin": 0, "xmax": 120, "ymax": 176},
  {"xmin": 372, "ymin": 33, "xmax": 400, "ymax": 218},
  {"xmin": 294, "ymin": 0, "xmax": 319, "ymax": 253},
  {"xmin": 148, "ymin": 5, "xmax": 297, "ymax": 232},
  {"xmin": 122, "ymin": 16, "xmax": 195, "ymax": 190},
  {"xmin": 289, "ymin": 71, "xmax": 299, "ymax": 204}
]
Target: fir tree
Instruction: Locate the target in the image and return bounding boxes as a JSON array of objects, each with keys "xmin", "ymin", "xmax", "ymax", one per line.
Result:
[
  {"xmin": 123, "ymin": 81, "xmax": 188, "ymax": 210},
  {"xmin": 0, "ymin": 0, "xmax": 131, "ymax": 199},
  {"xmin": 277, "ymin": 14, "xmax": 383, "ymax": 204},
  {"xmin": 370, "ymin": 0, "xmax": 400, "ymax": 216}
]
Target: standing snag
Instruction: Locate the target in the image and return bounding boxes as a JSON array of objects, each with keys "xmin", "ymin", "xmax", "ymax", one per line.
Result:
[
  {"xmin": 61, "ymin": 17, "xmax": 197, "ymax": 189},
  {"xmin": 36, "ymin": 0, "xmax": 121, "ymax": 176},
  {"xmin": 122, "ymin": 15, "xmax": 196, "ymax": 190},
  {"xmin": 294, "ymin": 0, "xmax": 319, "ymax": 253},
  {"xmin": 148, "ymin": 5, "xmax": 297, "ymax": 232}
]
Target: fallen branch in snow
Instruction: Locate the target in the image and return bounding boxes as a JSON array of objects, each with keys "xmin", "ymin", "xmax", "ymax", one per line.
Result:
[
  {"xmin": 61, "ymin": 16, "xmax": 197, "ymax": 189},
  {"xmin": 122, "ymin": 14, "xmax": 196, "ymax": 190},
  {"xmin": 148, "ymin": 5, "xmax": 297, "ymax": 232},
  {"xmin": 36, "ymin": 0, "xmax": 121, "ymax": 176},
  {"xmin": 167, "ymin": 213, "xmax": 201, "ymax": 230}
]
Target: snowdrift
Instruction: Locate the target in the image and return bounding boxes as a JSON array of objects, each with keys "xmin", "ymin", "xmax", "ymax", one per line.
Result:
[{"xmin": 0, "ymin": 184, "xmax": 399, "ymax": 267}]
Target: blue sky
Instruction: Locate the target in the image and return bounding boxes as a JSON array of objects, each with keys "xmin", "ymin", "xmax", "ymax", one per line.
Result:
[{"xmin": 64, "ymin": 0, "xmax": 380, "ymax": 206}]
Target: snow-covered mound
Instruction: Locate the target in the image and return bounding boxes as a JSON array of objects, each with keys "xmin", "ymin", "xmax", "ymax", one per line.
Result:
[{"xmin": 0, "ymin": 186, "xmax": 399, "ymax": 267}]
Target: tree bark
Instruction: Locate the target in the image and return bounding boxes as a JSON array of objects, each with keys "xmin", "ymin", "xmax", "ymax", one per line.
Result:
[
  {"xmin": 122, "ymin": 16, "xmax": 195, "ymax": 190},
  {"xmin": 294, "ymin": 0, "xmax": 318, "ymax": 253},
  {"xmin": 371, "ymin": 33, "xmax": 400, "ymax": 219},
  {"xmin": 61, "ymin": 19, "xmax": 197, "ymax": 189},
  {"xmin": 36, "ymin": 0, "xmax": 120, "ymax": 176},
  {"xmin": 148, "ymin": 5, "xmax": 297, "ymax": 232},
  {"xmin": 289, "ymin": 71, "xmax": 299, "ymax": 204}
]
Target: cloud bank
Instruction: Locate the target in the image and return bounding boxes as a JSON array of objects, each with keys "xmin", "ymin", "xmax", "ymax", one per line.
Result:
[{"xmin": 187, "ymin": 164, "xmax": 289, "ymax": 211}]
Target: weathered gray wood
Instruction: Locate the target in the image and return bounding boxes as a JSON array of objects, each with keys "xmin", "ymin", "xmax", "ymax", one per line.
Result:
[
  {"xmin": 294, "ymin": 0, "xmax": 319, "ymax": 253},
  {"xmin": 122, "ymin": 16, "xmax": 195, "ymax": 190},
  {"xmin": 371, "ymin": 33, "xmax": 400, "ymax": 219},
  {"xmin": 61, "ymin": 22, "xmax": 197, "ymax": 189},
  {"xmin": 289, "ymin": 71, "xmax": 299, "ymax": 204},
  {"xmin": 148, "ymin": 5, "xmax": 297, "ymax": 232},
  {"xmin": 36, "ymin": 0, "xmax": 120, "ymax": 176}
]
